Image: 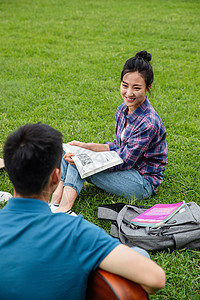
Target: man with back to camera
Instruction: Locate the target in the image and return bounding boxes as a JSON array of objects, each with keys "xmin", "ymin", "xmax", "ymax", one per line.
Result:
[{"xmin": 0, "ymin": 123, "xmax": 165, "ymax": 299}]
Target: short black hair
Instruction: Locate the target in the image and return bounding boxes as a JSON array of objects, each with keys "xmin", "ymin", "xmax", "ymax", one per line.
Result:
[
  {"xmin": 3, "ymin": 123, "xmax": 63, "ymax": 196},
  {"xmin": 121, "ymin": 50, "xmax": 154, "ymax": 88}
]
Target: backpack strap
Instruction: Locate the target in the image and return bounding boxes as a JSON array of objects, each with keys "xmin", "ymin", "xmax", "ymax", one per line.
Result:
[
  {"xmin": 114, "ymin": 205, "xmax": 149, "ymax": 245},
  {"xmin": 98, "ymin": 203, "xmax": 126, "ymax": 222}
]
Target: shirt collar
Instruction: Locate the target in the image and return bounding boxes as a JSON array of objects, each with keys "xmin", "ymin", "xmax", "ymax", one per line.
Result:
[
  {"xmin": 2, "ymin": 197, "xmax": 51, "ymax": 213},
  {"xmin": 124, "ymin": 97, "xmax": 150, "ymax": 123}
]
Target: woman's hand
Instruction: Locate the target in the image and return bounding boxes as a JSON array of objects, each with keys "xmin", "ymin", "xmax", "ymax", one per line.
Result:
[
  {"xmin": 63, "ymin": 152, "xmax": 75, "ymax": 165},
  {"xmin": 64, "ymin": 141, "xmax": 88, "ymax": 165}
]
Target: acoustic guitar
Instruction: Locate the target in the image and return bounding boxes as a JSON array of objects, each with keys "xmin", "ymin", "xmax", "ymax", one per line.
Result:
[{"xmin": 86, "ymin": 268, "xmax": 149, "ymax": 300}]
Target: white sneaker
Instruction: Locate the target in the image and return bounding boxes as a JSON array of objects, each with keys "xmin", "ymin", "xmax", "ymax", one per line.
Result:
[
  {"xmin": 66, "ymin": 210, "xmax": 77, "ymax": 217},
  {"xmin": 0, "ymin": 191, "xmax": 12, "ymax": 203},
  {"xmin": 49, "ymin": 203, "xmax": 59, "ymax": 212}
]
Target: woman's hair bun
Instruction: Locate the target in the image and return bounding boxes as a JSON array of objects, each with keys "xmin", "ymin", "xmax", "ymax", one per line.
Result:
[
  {"xmin": 135, "ymin": 50, "xmax": 152, "ymax": 62},
  {"xmin": 121, "ymin": 50, "xmax": 154, "ymax": 86}
]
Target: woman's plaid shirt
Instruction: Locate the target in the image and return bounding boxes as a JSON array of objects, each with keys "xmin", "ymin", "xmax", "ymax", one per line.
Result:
[{"xmin": 107, "ymin": 97, "xmax": 168, "ymax": 193}]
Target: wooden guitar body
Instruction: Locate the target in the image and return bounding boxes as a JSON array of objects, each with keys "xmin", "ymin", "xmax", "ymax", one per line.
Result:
[{"xmin": 86, "ymin": 268, "xmax": 149, "ymax": 300}]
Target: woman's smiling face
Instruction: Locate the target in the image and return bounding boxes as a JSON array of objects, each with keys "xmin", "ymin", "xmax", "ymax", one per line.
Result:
[{"xmin": 120, "ymin": 71, "xmax": 150, "ymax": 114}]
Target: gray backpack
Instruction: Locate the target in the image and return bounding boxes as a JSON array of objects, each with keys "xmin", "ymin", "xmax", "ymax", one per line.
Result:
[{"xmin": 98, "ymin": 202, "xmax": 200, "ymax": 250}]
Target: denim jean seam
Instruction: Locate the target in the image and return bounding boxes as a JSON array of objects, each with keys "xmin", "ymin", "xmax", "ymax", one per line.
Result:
[{"xmin": 60, "ymin": 175, "xmax": 65, "ymax": 182}]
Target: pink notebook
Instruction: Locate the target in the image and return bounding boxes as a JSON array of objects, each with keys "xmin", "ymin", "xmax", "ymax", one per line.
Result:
[{"xmin": 131, "ymin": 201, "xmax": 185, "ymax": 227}]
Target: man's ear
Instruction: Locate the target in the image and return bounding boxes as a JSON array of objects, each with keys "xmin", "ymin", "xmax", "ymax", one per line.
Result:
[
  {"xmin": 51, "ymin": 168, "xmax": 61, "ymax": 186},
  {"xmin": 147, "ymin": 83, "xmax": 152, "ymax": 91},
  {"xmin": 13, "ymin": 189, "xmax": 17, "ymax": 197}
]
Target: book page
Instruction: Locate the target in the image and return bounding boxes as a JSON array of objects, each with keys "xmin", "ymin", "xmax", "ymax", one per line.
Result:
[
  {"xmin": 0, "ymin": 158, "xmax": 4, "ymax": 169},
  {"xmin": 63, "ymin": 144, "xmax": 123, "ymax": 178}
]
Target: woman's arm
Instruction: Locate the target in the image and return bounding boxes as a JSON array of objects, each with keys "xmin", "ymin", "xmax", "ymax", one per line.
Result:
[
  {"xmin": 63, "ymin": 141, "xmax": 110, "ymax": 165},
  {"xmin": 68, "ymin": 141, "xmax": 110, "ymax": 152}
]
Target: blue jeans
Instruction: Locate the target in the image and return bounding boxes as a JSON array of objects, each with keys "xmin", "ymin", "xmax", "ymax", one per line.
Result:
[
  {"xmin": 61, "ymin": 156, "xmax": 153, "ymax": 201},
  {"xmin": 132, "ymin": 247, "xmax": 150, "ymax": 259}
]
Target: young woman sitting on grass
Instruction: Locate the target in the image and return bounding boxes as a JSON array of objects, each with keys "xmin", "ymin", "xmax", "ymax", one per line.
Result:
[{"xmin": 50, "ymin": 50, "xmax": 168, "ymax": 214}]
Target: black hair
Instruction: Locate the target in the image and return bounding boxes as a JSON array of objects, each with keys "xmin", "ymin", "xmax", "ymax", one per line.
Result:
[
  {"xmin": 121, "ymin": 50, "xmax": 154, "ymax": 88},
  {"xmin": 3, "ymin": 123, "xmax": 63, "ymax": 196}
]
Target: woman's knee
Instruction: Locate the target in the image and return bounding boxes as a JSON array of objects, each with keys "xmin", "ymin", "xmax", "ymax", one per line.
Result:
[{"xmin": 60, "ymin": 158, "xmax": 69, "ymax": 181}]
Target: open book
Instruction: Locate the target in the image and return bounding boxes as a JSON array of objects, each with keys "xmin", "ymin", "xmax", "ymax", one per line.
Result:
[
  {"xmin": 63, "ymin": 144, "xmax": 123, "ymax": 179},
  {"xmin": 131, "ymin": 201, "xmax": 185, "ymax": 227}
]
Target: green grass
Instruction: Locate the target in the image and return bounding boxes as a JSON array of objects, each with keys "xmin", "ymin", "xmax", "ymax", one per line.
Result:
[{"xmin": 0, "ymin": 0, "xmax": 200, "ymax": 298}]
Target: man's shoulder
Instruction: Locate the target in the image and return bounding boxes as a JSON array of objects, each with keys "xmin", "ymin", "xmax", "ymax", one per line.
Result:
[{"xmin": 51, "ymin": 213, "xmax": 104, "ymax": 235}]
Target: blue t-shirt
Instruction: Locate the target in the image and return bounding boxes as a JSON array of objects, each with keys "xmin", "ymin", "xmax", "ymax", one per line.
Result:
[{"xmin": 0, "ymin": 198, "xmax": 120, "ymax": 300}]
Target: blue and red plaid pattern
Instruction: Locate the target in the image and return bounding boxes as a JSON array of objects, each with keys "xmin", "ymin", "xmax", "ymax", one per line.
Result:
[{"xmin": 107, "ymin": 97, "xmax": 168, "ymax": 193}]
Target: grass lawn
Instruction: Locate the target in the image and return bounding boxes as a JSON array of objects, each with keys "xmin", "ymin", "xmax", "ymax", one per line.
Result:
[{"xmin": 0, "ymin": 0, "xmax": 199, "ymax": 298}]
